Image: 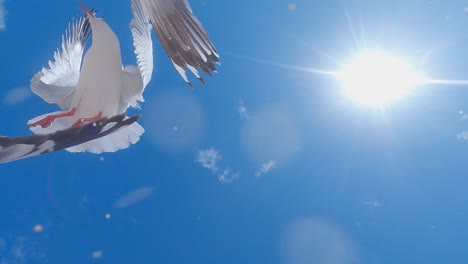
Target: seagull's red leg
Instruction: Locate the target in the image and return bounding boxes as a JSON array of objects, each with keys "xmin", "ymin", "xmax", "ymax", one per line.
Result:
[
  {"xmin": 71, "ymin": 112, "xmax": 103, "ymax": 127},
  {"xmin": 29, "ymin": 108, "xmax": 77, "ymax": 128}
]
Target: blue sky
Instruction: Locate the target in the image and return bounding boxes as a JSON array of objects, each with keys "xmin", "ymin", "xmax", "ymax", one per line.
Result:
[{"xmin": 3, "ymin": 0, "xmax": 468, "ymax": 263}]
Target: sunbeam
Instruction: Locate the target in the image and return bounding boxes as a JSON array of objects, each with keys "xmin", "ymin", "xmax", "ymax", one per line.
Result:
[
  {"xmin": 224, "ymin": 51, "xmax": 338, "ymax": 77},
  {"xmin": 423, "ymin": 79, "xmax": 468, "ymax": 86},
  {"xmin": 226, "ymin": 50, "xmax": 468, "ymax": 108}
]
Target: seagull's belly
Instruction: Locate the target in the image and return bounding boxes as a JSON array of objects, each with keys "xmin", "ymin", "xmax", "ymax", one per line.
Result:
[
  {"xmin": 73, "ymin": 49, "xmax": 123, "ymax": 118},
  {"xmin": 77, "ymin": 76, "xmax": 121, "ymax": 117}
]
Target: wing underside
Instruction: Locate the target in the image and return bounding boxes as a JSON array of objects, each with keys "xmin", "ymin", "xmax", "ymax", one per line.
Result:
[
  {"xmin": 137, "ymin": 0, "xmax": 219, "ymax": 87},
  {"xmin": 31, "ymin": 13, "xmax": 92, "ymax": 109},
  {"xmin": 0, "ymin": 114, "xmax": 140, "ymax": 164}
]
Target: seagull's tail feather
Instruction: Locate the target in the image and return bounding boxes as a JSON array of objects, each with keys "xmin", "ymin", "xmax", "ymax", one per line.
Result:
[{"xmin": 65, "ymin": 119, "xmax": 144, "ymax": 154}]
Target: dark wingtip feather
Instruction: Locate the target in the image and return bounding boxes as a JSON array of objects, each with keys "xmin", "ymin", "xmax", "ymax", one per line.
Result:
[
  {"xmin": 199, "ymin": 77, "xmax": 206, "ymax": 85},
  {"xmin": 149, "ymin": 0, "xmax": 219, "ymax": 87},
  {"xmin": 0, "ymin": 114, "xmax": 140, "ymax": 164}
]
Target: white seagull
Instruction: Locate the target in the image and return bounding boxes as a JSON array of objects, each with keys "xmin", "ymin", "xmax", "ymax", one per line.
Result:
[{"xmin": 28, "ymin": 0, "xmax": 218, "ymax": 154}]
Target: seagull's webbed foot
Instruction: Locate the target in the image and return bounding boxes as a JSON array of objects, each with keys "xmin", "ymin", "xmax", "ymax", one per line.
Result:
[
  {"xmin": 71, "ymin": 112, "xmax": 103, "ymax": 127},
  {"xmin": 29, "ymin": 108, "xmax": 77, "ymax": 128}
]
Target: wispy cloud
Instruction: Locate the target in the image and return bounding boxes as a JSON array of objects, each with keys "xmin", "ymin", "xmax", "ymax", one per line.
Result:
[
  {"xmin": 0, "ymin": 0, "xmax": 6, "ymax": 31},
  {"xmin": 196, "ymin": 148, "xmax": 239, "ymax": 183},
  {"xmin": 239, "ymin": 100, "xmax": 250, "ymax": 120},
  {"xmin": 459, "ymin": 110, "xmax": 468, "ymax": 120},
  {"xmin": 3, "ymin": 87, "xmax": 32, "ymax": 105},
  {"xmin": 255, "ymin": 160, "xmax": 277, "ymax": 177},
  {"xmin": 457, "ymin": 131, "xmax": 468, "ymax": 140},
  {"xmin": 113, "ymin": 186, "xmax": 154, "ymax": 209},
  {"xmin": 196, "ymin": 148, "xmax": 222, "ymax": 172},
  {"xmin": 92, "ymin": 250, "xmax": 103, "ymax": 259},
  {"xmin": 218, "ymin": 169, "xmax": 239, "ymax": 184},
  {"xmin": 361, "ymin": 200, "xmax": 381, "ymax": 207}
]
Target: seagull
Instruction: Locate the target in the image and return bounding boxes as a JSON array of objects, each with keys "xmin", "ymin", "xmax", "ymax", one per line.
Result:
[
  {"xmin": 1, "ymin": 114, "xmax": 140, "ymax": 164},
  {"xmin": 28, "ymin": 0, "xmax": 218, "ymax": 154}
]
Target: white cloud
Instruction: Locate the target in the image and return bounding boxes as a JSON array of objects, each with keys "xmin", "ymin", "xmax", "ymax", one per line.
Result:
[
  {"xmin": 92, "ymin": 250, "xmax": 103, "ymax": 259},
  {"xmin": 196, "ymin": 148, "xmax": 222, "ymax": 172},
  {"xmin": 113, "ymin": 186, "xmax": 154, "ymax": 209},
  {"xmin": 0, "ymin": 0, "xmax": 5, "ymax": 31},
  {"xmin": 255, "ymin": 160, "xmax": 277, "ymax": 177},
  {"xmin": 458, "ymin": 109, "xmax": 468, "ymax": 142},
  {"xmin": 196, "ymin": 148, "xmax": 239, "ymax": 184},
  {"xmin": 457, "ymin": 131, "xmax": 468, "ymax": 140},
  {"xmin": 361, "ymin": 200, "xmax": 381, "ymax": 207},
  {"xmin": 218, "ymin": 169, "xmax": 239, "ymax": 184},
  {"xmin": 3, "ymin": 87, "xmax": 31, "ymax": 105},
  {"xmin": 459, "ymin": 110, "xmax": 468, "ymax": 119},
  {"xmin": 239, "ymin": 100, "xmax": 250, "ymax": 120}
]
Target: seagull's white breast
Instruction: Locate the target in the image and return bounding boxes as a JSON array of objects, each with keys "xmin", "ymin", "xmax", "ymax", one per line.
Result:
[{"xmin": 72, "ymin": 20, "xmax": 123, "ymax": 118}]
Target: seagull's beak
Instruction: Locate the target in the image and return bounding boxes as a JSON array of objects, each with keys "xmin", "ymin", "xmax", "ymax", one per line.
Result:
[{"xmin": 78, "ymin": 1, "xmax": 94, "ymax": 17}]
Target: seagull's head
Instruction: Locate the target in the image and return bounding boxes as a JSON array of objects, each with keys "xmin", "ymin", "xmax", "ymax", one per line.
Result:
[
  {"xmin": 79, "ymin": 1, "xmax": 104, "ymax": 26},
  {"xmin": 78, "ymin": 0, "xmax": 117, "ymax": 45}
]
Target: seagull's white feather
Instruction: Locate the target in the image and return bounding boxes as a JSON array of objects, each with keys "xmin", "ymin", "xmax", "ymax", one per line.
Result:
[
  {"xmin": 66, "ymin": 119, "xmax": 144, "ymax": 154},
  {"xmin": 31, "ymin": 16, "xmax": 91, "ymax": 109},
  {"xmin": 138, "ymin": 0, "xmax": 219, "ymax": 86},
  {"xmin": 121, "ymin": 65, "xmax": 145, "ymax": 110},
  {"xmin": 130, "ymin": 0, "xmax": 153, "ymax": 89},
  {"xmin": 120, "ymin": 0, "xmax": 153, "ymax": 111}
]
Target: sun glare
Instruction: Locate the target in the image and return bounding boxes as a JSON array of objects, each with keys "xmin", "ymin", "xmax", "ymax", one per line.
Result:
[{"xmin": 338, "ymin": 50, "xmax": 424, "ymax": 107}]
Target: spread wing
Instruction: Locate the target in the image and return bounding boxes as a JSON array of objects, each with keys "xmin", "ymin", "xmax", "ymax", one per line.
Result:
[
  {"xmin": 30, "ymin": 14, "xmax": 91, "ymax": 109},
  {"xmin": 130, "ymin": 0, "xmax": 154, "ymax": 89},
  {"xmin": 119, "ymin": 0, "xmax": 154, "ymax": 112},
  {"xmin": 0, "ymin": 114, "xmax": 140, "ymax": 164},
  {"xmin": 137, "ymin": 0, "xmax": 219, "ymax": 87}
]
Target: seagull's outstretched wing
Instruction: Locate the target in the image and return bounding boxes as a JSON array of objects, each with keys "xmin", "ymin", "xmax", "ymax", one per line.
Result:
[
  {"xmin": 30, "ymin": 14, "xmax": 91, "ymax": 109},
  {"xmin": 0, "ymin": 114, "xmax": 139, "ymax": 164},
  {"xmin": 119, "ymin": 0, "xmax": 153, "ymax": 111},
  {"xmin": 137, "ymin": 0, "xmax": 219, "ymax": 87},
  {"xmin": 130, "ymin": 0, "xmax": 153, "ymax": 89}
]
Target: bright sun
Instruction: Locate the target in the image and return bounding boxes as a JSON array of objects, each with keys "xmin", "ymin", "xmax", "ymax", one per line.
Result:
[{"xmin": 338, "ymin": 50, "xmax": 425, "ymax": 107}]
